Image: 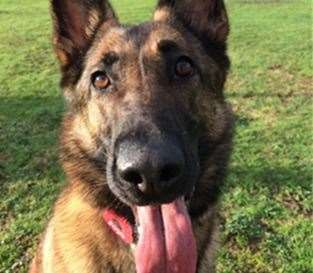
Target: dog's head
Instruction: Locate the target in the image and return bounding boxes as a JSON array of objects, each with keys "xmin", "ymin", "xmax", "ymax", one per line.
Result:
[
  {"xmin": 52, "ymin": 0, "xmax": 231, "ymax": 211},
  {"xmin": 51, "ymin": 0, "xmax": 233, "ymax": 271}
]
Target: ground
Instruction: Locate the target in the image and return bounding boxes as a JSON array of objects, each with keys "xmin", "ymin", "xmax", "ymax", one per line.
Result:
[{"xmin": 0, "ymin": 0, "xmax": 312, "ymax": 272}]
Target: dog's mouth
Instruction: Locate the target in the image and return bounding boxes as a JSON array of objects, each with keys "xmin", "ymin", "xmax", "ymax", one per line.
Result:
[{"xmin": 103, "ymin": 197, "xmax": 197, "ymax": 273}]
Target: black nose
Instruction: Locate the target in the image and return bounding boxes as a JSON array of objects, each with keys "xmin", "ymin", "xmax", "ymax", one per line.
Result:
[{"xmin": 116, "ymin": 138, "xmax": 185, "ymax": 196}]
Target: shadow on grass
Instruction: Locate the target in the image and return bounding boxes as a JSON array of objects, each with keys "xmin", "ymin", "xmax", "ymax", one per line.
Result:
[
  {"xmin": 228, "ymin": 164, "xmax": 312, "ymax": 191},
  {"xmin": 1, "ymin": 93, "xmax": 311, "ymax": 186},
  {"xmin": 1, "ymin": 95, "xmax": 310, "ymax": 192},
  {"xmin": 0, "ymin": 95, "xmax": 64, "ymax": 187}
]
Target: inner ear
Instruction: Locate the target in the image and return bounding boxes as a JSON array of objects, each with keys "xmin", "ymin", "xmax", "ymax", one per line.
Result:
[
  {"xmin": 154, "ymin": 0, "xmax": 229, "ymax": 44},
  {"xmin": 51, "ymin": 0, "xmax": 119, "ymax": 67}
]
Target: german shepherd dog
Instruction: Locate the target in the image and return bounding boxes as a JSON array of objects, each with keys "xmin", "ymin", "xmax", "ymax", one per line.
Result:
[{"xmin": 30, "ymin": 0, "xmax": 233, "ymax": 272}]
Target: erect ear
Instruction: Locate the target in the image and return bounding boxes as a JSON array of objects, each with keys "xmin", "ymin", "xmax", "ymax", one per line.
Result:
[
  {"xmin": 154, "ymin": 0, "xmax": 229, "ymax": 44},
  {"xmin": 51, "ymin": 0, "xmax": 119, "ymax": 67}
]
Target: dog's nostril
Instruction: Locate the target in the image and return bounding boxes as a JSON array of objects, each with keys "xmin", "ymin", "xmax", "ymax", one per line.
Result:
[
  {"xmin": 120, "ymin": 169, "xmax": 143, "ymax": 185},
  {"xmin": 159, "ymin": 164, "xmax": 181, "ymax": 183}
]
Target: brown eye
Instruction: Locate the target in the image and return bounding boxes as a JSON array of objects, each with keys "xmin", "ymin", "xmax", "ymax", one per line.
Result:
[
  {"xmin": 175, "ymin": 57, "xmax": 195, "ymax": 78},
  {"xmin": 92, "ymin": 71, "xmax": 111, "ymax": 91}
]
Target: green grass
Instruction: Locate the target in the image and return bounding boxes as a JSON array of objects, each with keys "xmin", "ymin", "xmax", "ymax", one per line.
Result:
[{"xmin": 0, "ymin": 0, "xmax": 312, "ymax": 272}]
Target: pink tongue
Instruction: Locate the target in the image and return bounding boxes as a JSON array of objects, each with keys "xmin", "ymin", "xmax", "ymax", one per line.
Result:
[{"xmin": 135, "ymin": 199, "xmax": 197, "ymax": 273}]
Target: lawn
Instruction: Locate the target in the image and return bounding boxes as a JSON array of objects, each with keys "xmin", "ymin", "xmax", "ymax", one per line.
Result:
[{"xmin": 0, "ymin": 0, "xmax": 312, "ymax": 272}]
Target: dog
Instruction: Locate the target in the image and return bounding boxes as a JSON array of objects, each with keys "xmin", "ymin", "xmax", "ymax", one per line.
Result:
[{"xmin": 29, "ymin": 0, "xmax": 234, "ymax": 272}]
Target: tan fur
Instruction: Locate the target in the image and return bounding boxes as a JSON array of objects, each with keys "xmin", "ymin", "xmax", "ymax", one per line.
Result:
[
  {"xmin": 153, "ymin": 7, "xmax": 172, "ymax": 22},
  {"xmin": 32, "ymin": 187, "xmax": 136, "ymax": 273}
]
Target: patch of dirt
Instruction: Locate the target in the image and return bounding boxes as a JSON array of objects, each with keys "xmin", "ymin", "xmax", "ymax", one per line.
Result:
[
  {"xmin": 0, "ymin": 153, "xmax": 8, "ymax": 183},
  {"xmin": 0, "ymin": 211, "xmax": 13, "ymax": 233},
  {"xmin": 281, "ymin": 193, "xmax": 313, "ymax": 219}
]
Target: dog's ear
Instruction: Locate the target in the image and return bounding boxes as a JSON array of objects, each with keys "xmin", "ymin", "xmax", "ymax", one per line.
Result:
[
  {"xmin": 51, "ymin": 0, "xmax": 118, "ymax": 67},
  {"xmin": 154, "ymin": 0, "xmax": 229, "ymax": 44}
]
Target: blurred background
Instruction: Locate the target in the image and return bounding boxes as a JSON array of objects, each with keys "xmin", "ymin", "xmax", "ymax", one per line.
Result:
[{"xmin": 0, "ymin": 0, "xmax": 312, "ymax": 272}]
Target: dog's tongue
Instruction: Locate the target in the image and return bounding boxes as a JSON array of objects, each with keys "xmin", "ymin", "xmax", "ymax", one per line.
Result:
[{"xmin": 135, "ymin": 199, "xmax": 197, "ymax": 273}]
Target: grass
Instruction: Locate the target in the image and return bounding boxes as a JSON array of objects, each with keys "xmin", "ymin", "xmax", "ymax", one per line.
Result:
[{"xmin": 0, "ymin": 0, "xmax": 312, "ymax": 272}]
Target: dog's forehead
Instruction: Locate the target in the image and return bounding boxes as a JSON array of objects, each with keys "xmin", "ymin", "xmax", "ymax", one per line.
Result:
[
  {"xmin": 86, "ymin": 26, "xmax": 129, "ymax": 66},
  {"xmin": 86, "ymin": 22, "xmax": 186, "ymax": 66},
  {"xmin": 126, "ymin": 22, "xmax": 185, "ymax": 50}
]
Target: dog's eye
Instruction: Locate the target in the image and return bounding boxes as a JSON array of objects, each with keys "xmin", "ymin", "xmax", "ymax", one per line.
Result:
[
  {"xmin": 92, "ymin": 71, "xmax": 111, "ymax": 91},
  {"xmin": 175, "ymin": 57, "xmax": 195, "ymax": 78}
]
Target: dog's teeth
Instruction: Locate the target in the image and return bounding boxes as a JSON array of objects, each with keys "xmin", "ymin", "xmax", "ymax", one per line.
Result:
[
  {"xmin": 130, "ymin": 243, "xmax": 136, "ymax": 252},
  {"xmin": 137, "ymin": 225, "xmax": 142, "ymax": 236}
]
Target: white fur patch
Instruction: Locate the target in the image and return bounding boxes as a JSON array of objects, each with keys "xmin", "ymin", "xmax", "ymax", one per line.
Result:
[{"xmin": 42, "ymin": 221, "xmax": 54, "ymax": 273}]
